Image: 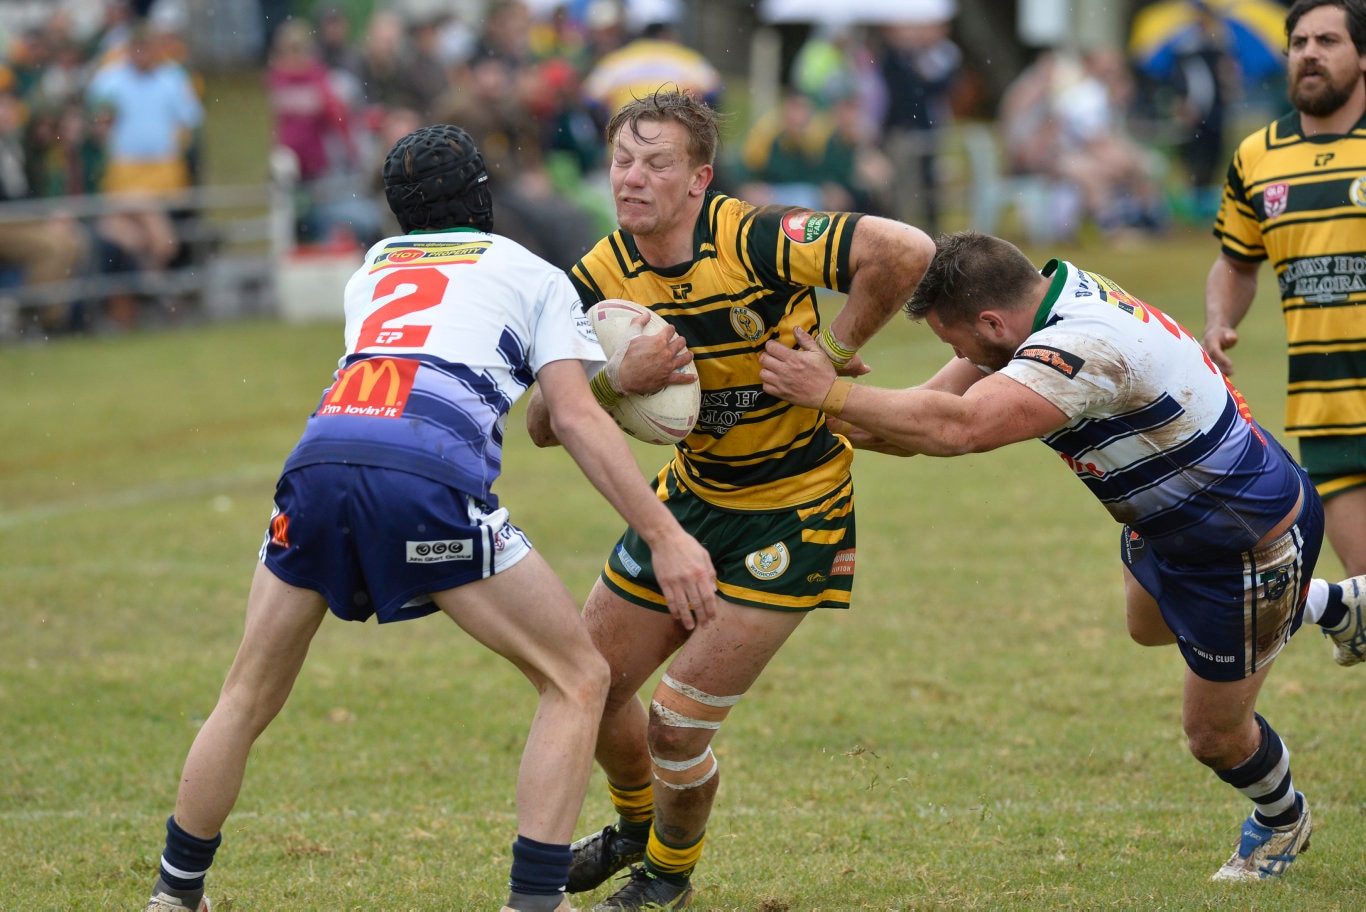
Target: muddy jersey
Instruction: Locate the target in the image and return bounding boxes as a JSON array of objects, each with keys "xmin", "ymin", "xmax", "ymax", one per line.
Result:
[
  {"xmin": 282, "ymin": 228, "xmax": 603, "ymax": 506},
  {"xmin": 999, "ymin": 260, "xmax": 1303, "ymax": 559},
  {"xmin": 1213, "ymin": 110, "xmax": 1366, "ymax": 436},
  {"xmin": 570, "ymin": 191, "xmax": 862, "ymax": 511}
]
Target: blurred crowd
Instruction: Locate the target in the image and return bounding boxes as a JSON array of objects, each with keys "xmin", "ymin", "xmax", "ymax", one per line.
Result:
[
  {"xmin": 1, "ymin": 0, "xmax": 1265, "ymax": 336},
  {"xmin": 0, "ymin": 0, "xmax": 204, "ymax": 332}
]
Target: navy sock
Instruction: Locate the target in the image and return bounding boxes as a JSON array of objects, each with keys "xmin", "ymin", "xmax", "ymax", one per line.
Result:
[
  {"xmin": 1320, "ymin": 583, "xmax": 1347, "ymax": 629},
  {"xmin": 158, "ymin": 815, "xmax": 221, "ymax": 892},
  {"xmin": 1215, "ymin": 715, "xmax": 1299, "ymax": 827},
  {"xmin": 508, "ymin": 834, "xmax": 571, "ymax": 897}
]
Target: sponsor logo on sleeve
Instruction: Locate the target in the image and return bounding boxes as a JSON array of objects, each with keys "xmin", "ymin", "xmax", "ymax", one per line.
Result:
[
  {"xmin": 1017, "ymin": 345, "xmax": 1084, "ymax": 378},
  {"xmin": 406, "ymin": 539, "xmax": 474, "ymax": 563},
  {"xmin": 781, "ymin": 211, "xmax": 832, "ymax": 244}
]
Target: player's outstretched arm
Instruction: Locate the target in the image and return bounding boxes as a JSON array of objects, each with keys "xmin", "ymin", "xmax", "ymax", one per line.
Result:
[
  {"xmin": 760, "ymin": 328, "xmax": 1066, "ymax": 456},
  {"xmin": 535, "ymin": 359, "xmax": 718, "ymax": 627}
]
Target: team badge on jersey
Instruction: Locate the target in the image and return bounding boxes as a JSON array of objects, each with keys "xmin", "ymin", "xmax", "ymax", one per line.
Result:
[
  {"xmin": 745, "ymin": 542, "xmax": 790, "ymax": 580},
  {"xmin": 1350, "ymin": 176, "xmax": 1366, "ymax": 209},
  {"xmin": 1264, "ymin": 182, "xmax": 1289, "ymax": 219},
  {"xmin": 781, "ymin": 211, "xmax": 831, "ymax": 244},
  {"xmin": 730, "ymin": 305, "xmax": 764, "ymax": 341}
]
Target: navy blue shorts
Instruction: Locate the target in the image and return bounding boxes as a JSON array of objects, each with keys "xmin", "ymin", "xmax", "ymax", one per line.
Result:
[
  {"xmin": 260, "ymin": 463, "xmax": 532, "ymax": 623},
  {"xmin": 1121, "ymin": 480, "xmax": 1324, "ymax": 682}
]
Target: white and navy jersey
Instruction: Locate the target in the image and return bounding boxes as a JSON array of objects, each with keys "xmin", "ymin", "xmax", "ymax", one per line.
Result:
[
  {"xmin": 282, "ymin": 228, "xmax": 603, "ymax": 506},
  {"xmin": 1000, "ymin": 260, "xmax": 1303, "ymax": 558}
]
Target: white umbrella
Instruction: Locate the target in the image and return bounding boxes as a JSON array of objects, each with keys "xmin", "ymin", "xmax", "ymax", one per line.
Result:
[{"xmin": 758, "ymin": 0, "xmax": 957, "ymax": 26}]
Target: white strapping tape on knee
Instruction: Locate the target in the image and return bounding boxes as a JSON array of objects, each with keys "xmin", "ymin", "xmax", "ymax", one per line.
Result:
[
  {"xmin": 662, "ymin": 673, "xmax": 744, "ymax": 708},
  {"xmin": 651, "ymin": 746, "xmax": 718, "ymax": 790}
]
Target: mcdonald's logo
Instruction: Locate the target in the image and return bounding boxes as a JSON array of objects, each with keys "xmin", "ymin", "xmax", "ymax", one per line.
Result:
[{"xmin": 319, "ymin": 357, "xmax": 418, "ymax": 419}]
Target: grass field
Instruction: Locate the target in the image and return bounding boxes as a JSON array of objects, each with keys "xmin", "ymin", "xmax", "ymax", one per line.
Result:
[{"xmin": 2, "ymin": 227, "xmax": 1363, "ymax": 912}]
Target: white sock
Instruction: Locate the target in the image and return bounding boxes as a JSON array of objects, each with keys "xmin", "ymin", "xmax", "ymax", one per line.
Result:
[{"xmin": 1302, "ymin": 577, "xmax": 1330, "ymax": 625}]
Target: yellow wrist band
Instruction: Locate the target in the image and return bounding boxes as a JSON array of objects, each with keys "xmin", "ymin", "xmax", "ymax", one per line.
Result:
[
  {"xmin": 589, "ymin": 369, "xmax": 624, "ymax": 409},
  {"xmin": 817, "ymin": 327, "xmax": 856, "ymax": 368}
]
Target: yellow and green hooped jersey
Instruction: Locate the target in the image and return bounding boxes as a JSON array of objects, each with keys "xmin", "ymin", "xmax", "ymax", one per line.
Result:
[
  {"xmin": 571, "ymin": 191, "xmax": 861, "ymax": 510},
  {"xmin": 1214, "ymin": 110, "xmax": 1366, "ymax": 436}
]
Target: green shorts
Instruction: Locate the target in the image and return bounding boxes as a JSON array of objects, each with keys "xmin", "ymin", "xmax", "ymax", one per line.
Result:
[
  {"xmin": 1299, "ymin": 434, "xmax": 1366, "ymax": 501},
  {"xmin": 602, "ymin": 466, "xmax": 856, "ymax": 612}
]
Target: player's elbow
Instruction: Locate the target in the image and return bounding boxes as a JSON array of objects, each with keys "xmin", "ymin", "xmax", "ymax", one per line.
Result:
[
  {"xmin": 525, "ymin": 387, "xmax": 563, "ymax": 448},
  {"xmin": 936, "ymin": 422, "xmax": 995, "ymax": 457},
  {"xmin": 527, "ymin": 420, "xmax": 561, "ymax": 448}
]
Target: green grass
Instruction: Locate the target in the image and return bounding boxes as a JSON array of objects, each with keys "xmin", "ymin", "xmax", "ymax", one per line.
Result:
[
  {"xmin": 2, "ymin": 232, "xmax": 1363, "ymax": 911},
  {"xmin": 2, "ymin": 129, "xmax": 1366, "ymax": 912}
]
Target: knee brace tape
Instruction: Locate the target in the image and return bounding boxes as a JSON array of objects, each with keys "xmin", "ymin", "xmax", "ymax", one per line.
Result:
[
  {"xmin": 652, "ymin": 746, "xmax": 717, "ymax": 790},
  {"xmin": 647, "ymin": 675, "xmax": 741, "ymax": 791},
  {"xmin": 650, "ymin": 673, "xmax": 743, "ymax": 731}
]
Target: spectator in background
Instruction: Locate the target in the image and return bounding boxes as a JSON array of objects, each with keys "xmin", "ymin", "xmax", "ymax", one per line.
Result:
[
  {"xmin": 582, "ymin": 20, "xmax": 722, "ymax": 123},
  {"xmin": 0, "ymin": 69, "xmax": 91, "ymax": 332},
  {"xmin": 476, "ymin": 0, "xmax": 536, "ymax": 68},
  {"xmin": 28, "ymin": 98, "xmax": 107, "ymax": 198},
  {"xmin": 315, "ymin": 5, "xmax": 366, "ymax": 84},
  {"xmin": 532, "ymin": 55, "xmax": 606, "ymax": 177},
  {"xmin": 400, "ymin": 11, "xmax": 452, "ymax": 121},
  {"xmin": 792, "ymin": 24, "xmax": 887, "ymax": 132},
  {"xmin": 88, "ymin": 0, "xmax": 140, "ymax": 67},
  {"xmin": 267, "ymin": 21, "xmax": 350, "ymax": 183},
  {"xmin": 581, "ymin": 0, "xmax": 628, "ymax": 65},
  {"xmin": 1053, "ymin": 46, "xmax": 1167, "ymax": 238},
  {"xmin": 85, "ymin": 24, "xmax": 201, "ymax": 275},
  {"xmin": 1169, "ymin": 2, "xmax": 1239, "ymax": 221},
  {"xmin": 434, "ymin": 51, "xmax": 598, "ymax": 269},
  {"xmin": 737, "ymin": 89, "xmax": 830, "ymax": 210},
  {"xmin": 736, "ymin": 87, "xmax": 888, "ymax": 215},
  {"xmin": 356, "ymin": 10, "xmax": 414, "ymax": 112},
  {"xmin": 877, "ymin": 18, "xmax": 960, "ymax": 236},
  {"xmin": 999, "ymin": 47, "xmax": 1166, "ymax": 241},
  {"xmin": 7, "ymin": 25, "xmax": 54, "ymax": 100},
  {"xmin": 265, "ymin": 18, "xmax": 379, "ymax": 246}
]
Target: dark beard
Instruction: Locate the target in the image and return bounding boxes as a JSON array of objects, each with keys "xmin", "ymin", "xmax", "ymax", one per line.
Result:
[{"xmin": 1290, "ymin": 72, "xmax": 1358, "ymax": 118}]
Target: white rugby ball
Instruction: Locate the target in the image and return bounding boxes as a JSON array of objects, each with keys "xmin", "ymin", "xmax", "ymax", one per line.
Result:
[{"xmin": 588, "ymin": 299, "xmax": 700, "ymax": 445}]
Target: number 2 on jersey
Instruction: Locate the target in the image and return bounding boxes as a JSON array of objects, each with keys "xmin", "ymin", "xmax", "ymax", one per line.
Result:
[{"xmin": 356, "ymin": 266, "xmax": 449, "ymax": 350}]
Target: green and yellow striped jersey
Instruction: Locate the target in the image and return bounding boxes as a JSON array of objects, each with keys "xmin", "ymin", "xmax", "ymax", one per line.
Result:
[
  {"xmin": 571, "ymin": 191, "xmax": 861, "ymax": 510},
  {"xmin": 1214, "ymin": 110, "xmax": 1366, "ymax": 437}
]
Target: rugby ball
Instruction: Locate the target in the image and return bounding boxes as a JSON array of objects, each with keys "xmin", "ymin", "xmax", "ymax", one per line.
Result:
[{"xmin": 588, "ymin": 299, "xmax": 700, "ymax": 445}]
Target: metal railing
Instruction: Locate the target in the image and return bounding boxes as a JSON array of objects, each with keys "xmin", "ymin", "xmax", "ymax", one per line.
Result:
[{"xmin": 0, "ymin": 179, "xmax": 295, "ymax": 338}]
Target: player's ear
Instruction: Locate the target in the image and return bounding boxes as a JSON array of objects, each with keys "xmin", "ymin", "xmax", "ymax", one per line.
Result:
[
  {"xmin": 690, "ymin": 163, "xmax": 713, "ymax": 196},
  {"xmin": 978, "ymin": 310, "xmax": 1007, "ymax": 337}
]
